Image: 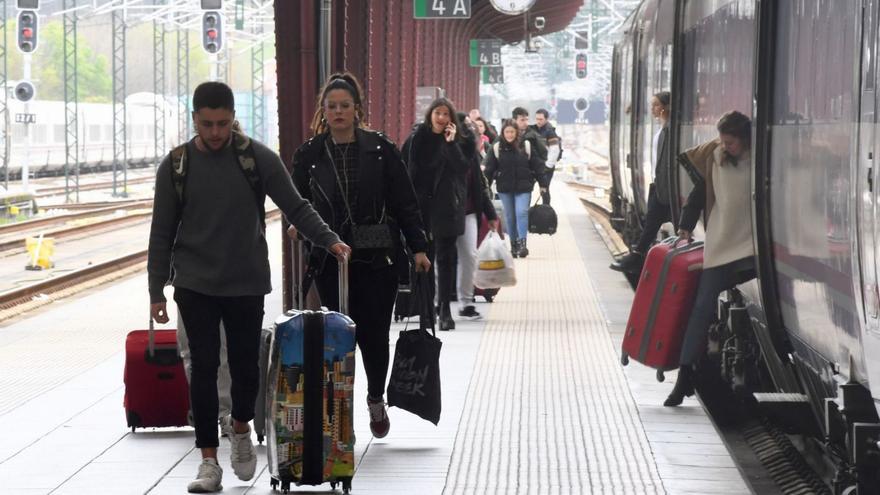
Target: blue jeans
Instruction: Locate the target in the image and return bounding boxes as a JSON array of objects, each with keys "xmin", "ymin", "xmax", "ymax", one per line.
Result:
[
  {"xmin": 679, "ymin": 257, "xmax": 755, "ymax": 366},
  {"xmin": 498, "ymin": 192, "xmax": 531, "ymax": 242}
]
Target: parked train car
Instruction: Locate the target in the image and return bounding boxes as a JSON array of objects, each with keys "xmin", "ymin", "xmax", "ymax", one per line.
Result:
[
  {"xmin": 610, "ymin": 0, "xmax": 880, "ymax": 492},
  {"xmin": 3, "ymin": 92, "xmax": 181, "ymax": 179}
]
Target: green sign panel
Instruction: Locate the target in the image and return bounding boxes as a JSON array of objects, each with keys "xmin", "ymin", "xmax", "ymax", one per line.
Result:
[
  {"xmin": 469, "ymin": 39, "xmax": 502, "ymax": 67},
  {"xmin": 414, "ymin": 0, "xmax": 472, "ymax": 19},
  {"xmin": 481, "ymin": 66, "xmax": 504, "ymax": 84}
]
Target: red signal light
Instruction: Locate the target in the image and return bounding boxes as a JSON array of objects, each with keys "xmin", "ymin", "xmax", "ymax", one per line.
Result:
[
  {"xmin": 207, "ymin": 29, "xmax": 217, "ymax": 39},
  {"xmin": 22, "ymin": 27, "xmax": 33, "ymax": 38}
]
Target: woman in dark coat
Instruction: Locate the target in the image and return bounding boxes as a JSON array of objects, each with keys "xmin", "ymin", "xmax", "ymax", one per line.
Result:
[
  {"xmin": 401, "ymin": 98, "xmax": 471, "ymax": 331},
  {"xmin": 483, "ymin": 120, "xmax": 545, "ymax": 258},
  {"xmin": 291, "ymin": 73, "xmax": 430, "ymax": 439}
]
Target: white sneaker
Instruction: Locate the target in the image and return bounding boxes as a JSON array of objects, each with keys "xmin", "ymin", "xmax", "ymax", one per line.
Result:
[
  {"xmin": 219, "ymin": 414, "xmax": 233, "ymax": 438},
  {"xmin": 187, "ymin": 458, "xmax": 223, "ymax": 493},
  {"xmin": 228, "ymin": 424, "xmax": 257, "ymax": 481}
]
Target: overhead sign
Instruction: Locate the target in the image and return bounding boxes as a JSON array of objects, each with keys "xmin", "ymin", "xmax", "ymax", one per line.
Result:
[
  {"xmin": 15, "ymin": 113, "xmax": 36, "ymax": 124},
  {"xmin": 413, "ymin": 0, "xmax": 471, "ymax": 19},
  {"xmin": 469, "ymin": 39, "xmax": 502, "ymax": 67},
  {"xmin": 481, "ymin": 66, "xmax": 504, "ymax": 84},
  {"xmin": 489, "ymin": 0, "xmax": 536, "ymax": 15}
]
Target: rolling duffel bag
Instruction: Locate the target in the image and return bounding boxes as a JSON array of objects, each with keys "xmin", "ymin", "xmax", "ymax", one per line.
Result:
[
  {"xmin": 621, "ymin": 238, "xmax": 704, "ymax": 382},
  {"xmin": 528, "ymin": 199, "xmax": 557, "ymax": 235}
]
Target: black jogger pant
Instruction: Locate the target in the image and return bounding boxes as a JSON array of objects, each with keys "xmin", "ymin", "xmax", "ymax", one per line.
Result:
[
  {"xmin": 314, "ymin": 261, "xmax": 398, "ymax": 399},
  {"xmin": 174, "ymin": 287, "xmax": 264, "ymax": 449},
  {"xmin": 635, "ymin": 184, "xmax": 672, "ymax": 253}
]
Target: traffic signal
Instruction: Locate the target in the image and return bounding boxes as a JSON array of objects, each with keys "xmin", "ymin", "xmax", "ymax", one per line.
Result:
[
  {"xmin": 14, "ymin": 81, "xmax": 35, "ymax": 102},
  {"xmin": 575, "ymin": 53, "xmax": 587, "ymax": 79},
  {"xmin": 202, "ymin": 11, "xmax": 223, "ymax": 54},
  {"xmin": 17, "ymin": 10, "xmax": 38, "ymax": 53}
]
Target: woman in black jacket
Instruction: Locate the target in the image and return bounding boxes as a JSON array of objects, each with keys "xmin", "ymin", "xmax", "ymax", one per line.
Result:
[
  {"xmin": 291, "ymin": 73, "xmax": 430, "ymax": 439},
  {"xmin": 401, "ymin": 98, "xmax": 471, "ymax": 331},
  {"xmin": 484, "ymin": 120, "xmax": 545, "ymax": 258}
]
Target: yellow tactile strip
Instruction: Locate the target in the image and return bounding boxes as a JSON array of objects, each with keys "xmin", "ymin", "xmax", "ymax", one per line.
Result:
[{"xmin": 443, "ymin": 204, "xmax": 665, "ymax": 494}]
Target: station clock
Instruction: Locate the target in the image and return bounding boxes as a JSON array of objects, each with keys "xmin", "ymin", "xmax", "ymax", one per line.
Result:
[{"xmin": 489, "ymin": 0, "xmax": 536, "ymax": 15}]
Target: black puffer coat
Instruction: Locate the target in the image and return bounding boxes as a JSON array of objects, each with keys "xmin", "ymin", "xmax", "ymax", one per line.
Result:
[
  {"xmin": 401, "ymin": 124, "xmax": 471, "ymax": 239},
  {"xmin": 483, "ymin": 141, "xmax": 545, "ymax": 194},
  {"xmin": 291, "ymin": 128, "xmax": 428, "ymax": 271}
]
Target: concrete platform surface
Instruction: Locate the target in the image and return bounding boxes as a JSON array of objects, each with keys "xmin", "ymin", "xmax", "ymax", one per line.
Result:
[{"xmin": 0, "ymin": 181, "xmax": 751, "ymax": 494}]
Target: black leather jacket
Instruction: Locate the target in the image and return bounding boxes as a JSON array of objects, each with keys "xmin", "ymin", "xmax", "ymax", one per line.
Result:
[{"xmin": 291, "ymin": 128, "xmax": 428, "ymax": 271}]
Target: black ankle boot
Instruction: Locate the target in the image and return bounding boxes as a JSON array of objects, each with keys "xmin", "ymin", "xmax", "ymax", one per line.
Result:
[
  {"xmin": 518, "ymin": 239, "xmax": 529, "ymax": 258},
  {"xmin": 510, "ymin": 238, "xmax": 519, "ymax": 259},
  {"xmin": 439, "ymin": 303, "xmax": 455, "ymax": 331},
  {"xmin": 663, "ymin": 365, "xmax": 696, "ymax": 407}
]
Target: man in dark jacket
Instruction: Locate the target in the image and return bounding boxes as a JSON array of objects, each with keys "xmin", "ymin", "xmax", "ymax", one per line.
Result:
[
  {"xmin": 529, "ymin": 108, "xmax": 562, "ymax": 205},
  {"xmin": 148, "ymin": 82, "xmax": 350, "ymax": 493}
]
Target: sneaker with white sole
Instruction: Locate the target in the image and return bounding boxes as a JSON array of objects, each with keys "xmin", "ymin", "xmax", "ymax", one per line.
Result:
[
  {"xmin": 228, "ymin": 424, "xmax": 257, "ymax": 481},
  {"xmin": 367, "ymin": 396, "xmax": 390, "ymax": 438},
  {"xmin": 187, "ymin": 458, "xmax": 223, "ymax": 493},
  {"xmin": 219, "ymin": 414, "xmax": 233, "ymax": 438}
]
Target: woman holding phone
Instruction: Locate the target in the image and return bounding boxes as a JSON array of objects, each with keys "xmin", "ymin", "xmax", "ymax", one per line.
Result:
[{"xmin": 402, "ymin": 98, "xmax": 472, "ymax": 331}]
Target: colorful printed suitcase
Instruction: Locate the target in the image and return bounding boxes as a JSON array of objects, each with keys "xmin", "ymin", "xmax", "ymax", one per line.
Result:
[
  {"xmin": 267, "ymin": 251, "xmax": 355, "ymax": 494},
  {"xmin": 620, "ymin": 238, "xmax": 704, "ymax": 382},
  {"xmin": 123, "ymin": 320, "xmax": 190, "ymax": 430}
]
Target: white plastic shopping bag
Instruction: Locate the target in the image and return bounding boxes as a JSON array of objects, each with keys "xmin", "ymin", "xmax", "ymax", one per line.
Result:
[{"xmin": 474, "ymin": 231, "xmax": 517, "ymax": 289}]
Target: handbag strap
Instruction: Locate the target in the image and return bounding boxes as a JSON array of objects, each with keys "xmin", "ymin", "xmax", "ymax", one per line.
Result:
[{"xmin": 410, "ymin": 271, "xmax": 436, "ymax": 336}]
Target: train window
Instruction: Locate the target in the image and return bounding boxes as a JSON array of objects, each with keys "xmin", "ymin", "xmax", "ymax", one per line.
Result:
[
  {"xmin": 104, "ymin": 125, "xmax": 113, "ymax": 141},
  {"xmin": 53, "ymin": 125, "xmax": 65, "ymax": 144},
  {"xmin": 12, "ymin": 125, "xmax": 26, "ymax": 140},
  {"xmin": 89, "ymin": 125, "xmax": 101, "ymax": 142},
  {"xmin": 864, "ymin": 1, "xmax": 877, "ymax": 91},
  {"xmin": 33, "ymin": 125, "xmax": 47, "ymax": 143}
]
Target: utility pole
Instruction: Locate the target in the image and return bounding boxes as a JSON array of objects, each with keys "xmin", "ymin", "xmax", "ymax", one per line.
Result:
[
  {"xmin": 111, "ymin": 6, "xmax": 127, "ymax": 197},
  {"xmin": 153, "ymin": 1, "xmax": 165, "ymax": 169},
  {"xmin": 252, "ymin": 24, "xmax": 264, "ymax": 141},
  {"xmin": 177, "ymin": 26, "xmax": 189, "ymax": 144},
  {"xmin": 22, "ymin": 53, "xmax": 31, "ymax": 193},
  {"xmin": 0, "ymin": 0, "xmax": 8, "ymax": 191},
  {"xmin": 63, "ymin": 0, "xmax": 79, "ymax": 203}
]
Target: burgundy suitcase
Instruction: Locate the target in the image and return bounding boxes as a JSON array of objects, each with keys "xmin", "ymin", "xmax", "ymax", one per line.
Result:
[
  {"xmin": 123, "ymin": 320, "xmax": 190, "ymax": 431},
  {"xmin": 474, "ymin": 212, "xmax": 504, "ymax": 302},
  {"xmin": 620, "ymin": 238, "xmax": 704, "ymax": 382}
]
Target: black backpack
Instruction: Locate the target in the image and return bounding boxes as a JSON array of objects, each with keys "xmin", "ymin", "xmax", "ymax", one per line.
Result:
[{"xmin": 528, "ymin": 201, "xmax": 557, "ymax": 235}]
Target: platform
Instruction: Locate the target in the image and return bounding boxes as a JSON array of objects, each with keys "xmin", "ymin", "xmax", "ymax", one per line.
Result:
[{"xmin": 0, "ymin": 180, "xmax": 750, "ymax": 494}]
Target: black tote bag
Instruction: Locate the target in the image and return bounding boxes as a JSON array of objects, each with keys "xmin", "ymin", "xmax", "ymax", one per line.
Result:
[{"xmin": 387, "ymin": 271, "xmax": 442, "ymax": 425}]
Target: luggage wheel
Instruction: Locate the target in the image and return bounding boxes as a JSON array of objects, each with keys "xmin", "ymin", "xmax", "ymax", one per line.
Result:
[
  {"xmin": 343, "ymin": 478, "xmax": 352, "ymax": 494},
  {"xmin": 620, "ymin": 352, "xmax": 629, "ymax": 366},
  {"xmin": 484, "ymin": 295, "xmax": 494, "ymax": 303},
  {"xmin": 656, "ymin": 370, "xmax": 665, "ymax": 382},
  {"xmin": 257, "ymin": 433, "xmax": 264, "ymax": 444}
]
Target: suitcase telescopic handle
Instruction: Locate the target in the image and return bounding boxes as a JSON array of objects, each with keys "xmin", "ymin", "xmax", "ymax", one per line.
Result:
[
  {"xmin": 148, "ymin": 316, "xmax": 156, "ymax": 358},
  {"xmin": 292, "ymin": 237, "xmax": 349, "ymax": 314}
]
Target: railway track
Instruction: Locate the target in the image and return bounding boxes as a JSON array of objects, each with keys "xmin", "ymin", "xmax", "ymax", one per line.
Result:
[
  {"xmin": 573, "ymin": 180, "xmax": 833, "ymax": 495},
  {"xmin": 0, "ymin": 209, "xmax": 281, "ymax": 322},
  {"xmin": 0, "ymin": 210, "xmax": 154, "ymax": 255},
  {"xmin": 0, "ymin": 201, "xmax": 153, "ymax": 238},
  {"xmin": 33, "ymin": 176, "xmax": 155, "ymax": 199}
]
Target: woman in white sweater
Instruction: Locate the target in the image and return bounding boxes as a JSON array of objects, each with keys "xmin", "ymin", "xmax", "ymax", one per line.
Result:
[{"xmin": 664, "ymin": 110, "xmax": 757, "ymax": 407}]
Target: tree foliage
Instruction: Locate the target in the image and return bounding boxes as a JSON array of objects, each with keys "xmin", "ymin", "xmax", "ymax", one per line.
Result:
[{"xmin": 6, "ymin": 19, "xmax": 112, "ymax": 102}]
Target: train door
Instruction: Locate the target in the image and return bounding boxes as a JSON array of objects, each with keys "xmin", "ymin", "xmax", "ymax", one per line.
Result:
[{"xmin": 860, "ymin": 0, "xmax": 880, "ymax": 396}]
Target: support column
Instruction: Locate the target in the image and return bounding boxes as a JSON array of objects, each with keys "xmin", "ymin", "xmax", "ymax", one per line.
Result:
[
  {"xmin": 63, "ymin": 0, "xmax": 79, "ymax": 203},
  {"xmin": 252, "ymin": 25, "xmax": 265, "ymax": 142},
  {"xmin": 111, "ymin": 8, "xmax": 128, "ymax": 197},
  {"xmin": 177, "ymin": 27, "xmax": 190, "ymax": 145},
  {"xmin": 153, "ymin": 4, "xmax": 165, "ymax": 168},
  {"xmin": 0, "ymin": 0, "xmax": 8, "ymax": 190}
]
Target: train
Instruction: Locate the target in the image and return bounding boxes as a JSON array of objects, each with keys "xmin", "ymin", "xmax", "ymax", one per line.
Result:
[
  {"xmin": 610, "ymin": 0, "xmax": 880, "ymax": 492},
  {"xmin": 2, "ymin": 92, "xmax": 182, "ymax": 179}
]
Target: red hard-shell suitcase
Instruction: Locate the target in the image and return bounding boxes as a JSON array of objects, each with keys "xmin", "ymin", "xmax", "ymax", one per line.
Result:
[
  {"xmin": 621, "ymin": 238, "xmax": 704, "ymax": 381},
  {"xmin": 123, "ymin": 321, "xmax": 190, "ymax": 430}
]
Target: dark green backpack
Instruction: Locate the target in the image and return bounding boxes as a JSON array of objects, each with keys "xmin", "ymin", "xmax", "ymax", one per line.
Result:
[{"xmin": 169, "ymin": 129, "xmax": 265, "ymax": 228}]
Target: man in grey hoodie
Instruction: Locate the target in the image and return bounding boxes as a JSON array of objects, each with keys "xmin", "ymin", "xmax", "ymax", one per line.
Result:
[{"xmin": 147, "ymin": 81, "xmax": 350, "ymax": 493}]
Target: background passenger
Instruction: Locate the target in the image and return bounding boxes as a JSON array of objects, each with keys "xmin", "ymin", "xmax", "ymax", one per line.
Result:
[
  {"xmin": 664, "ymin": 110, "xmax": 757, "ymax": 407},
  {"xmin": 454, "ymin": 112, "xmax": 499, "ymax": 319},
  {"xmin": 611, "ymin": 91, "xmax": 673, "ymax": 272},
  {"xmin": 402, "ymin": 98, "xmax": 471, "ymax": 331},
  {"xmin": 290, "ymin": 73, "xmax": 431, "ymax": 438},
  {"xmin": 484, "ymin": 121, "xmax": 545, "ymax": 259},
  {"xmin": 529, "ymin": 108, "xmax": 562, "ymax": 205}
]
